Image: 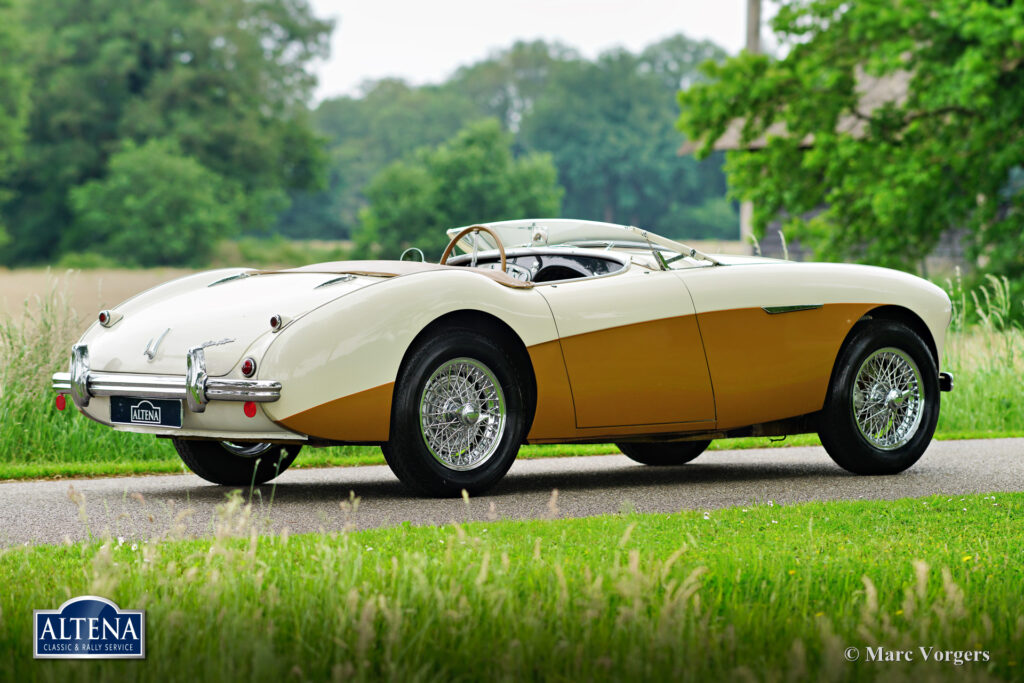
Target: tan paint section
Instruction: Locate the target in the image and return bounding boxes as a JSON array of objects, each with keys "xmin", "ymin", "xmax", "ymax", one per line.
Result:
[
  {"xmin": 262, "ymin": 304, "xmax": 875, "ymax": 444},
  {"xmin": 697, "ymin": 303, "xmax": 875, "ymax": 430},
  {"xmin": 558, "ymin": 315, "xmax": 716, "ymax": 428},
  {"xmin": 525, "ymin": 340, "xmax": 577, "ymax": 440},
  {"xmin": 277, "ymin": 382, "xmax": 394, "ymax": 442},
  {"xmin": 276, "ymin": 333, "xmax": 718, "ymax": 444}
]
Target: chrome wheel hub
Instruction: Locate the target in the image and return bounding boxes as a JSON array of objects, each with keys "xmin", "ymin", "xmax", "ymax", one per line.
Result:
[
  {"xmin": 419, "ymin": 358, "xmax": 506, "ymax": 471},
  {"xmin": 220, "ymin": 441, "xmax": 274, "ymax": 458},
  {"xmin": 851, "ymin": 347, "xmax": 925, "ymax": 451}
]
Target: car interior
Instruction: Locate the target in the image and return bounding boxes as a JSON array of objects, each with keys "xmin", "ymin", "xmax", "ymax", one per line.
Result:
[{"xmin": 446, "ymin": 249, "xmax": 629, "ymax": 284}]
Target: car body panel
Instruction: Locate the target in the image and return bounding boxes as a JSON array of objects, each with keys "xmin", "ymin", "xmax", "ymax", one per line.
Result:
[
  {"xmin": 261, "ymin": 269, "xmax": 565, "ymax": 441},
  {"xmin": 675, "ymin": 262, "xmax": 951, "ymax": 430},
  {"xmin": 536, "ymin": 268, "xmax": 715, "ymax": 428},
  {"xmin": 54, "ymin": 219, "xmax": 952, "ymax": 449}
]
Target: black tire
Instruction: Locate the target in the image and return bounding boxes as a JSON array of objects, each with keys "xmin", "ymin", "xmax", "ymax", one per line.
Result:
[
  {"xmin": 382, "ymin": 327, "xmax": 528, "ymax": 497},
  {"xmin": 172, "ymin": 439, "xmax": 300, "ymax": 486},
  {"xmin": 818, "ymin": 320, "xmax": 939, "ymax": 475},
  {"xmin": 616, "ymin": 440, "xmax": 711, "ymax": 466}
]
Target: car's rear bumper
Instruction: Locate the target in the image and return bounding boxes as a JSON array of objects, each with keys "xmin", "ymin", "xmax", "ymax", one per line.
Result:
[{"xmin": 52, "ymin": 343, "xmax": 281, "ymax": 411}]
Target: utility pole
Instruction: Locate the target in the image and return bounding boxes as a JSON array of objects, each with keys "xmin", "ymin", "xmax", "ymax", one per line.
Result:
[
  {"xmin": 746, "ymin": 0, "xmax": 762, "ymax": 54},
  {"xmin": 740, "ymin": 0, "xmax": 761, "ymax": 249}
]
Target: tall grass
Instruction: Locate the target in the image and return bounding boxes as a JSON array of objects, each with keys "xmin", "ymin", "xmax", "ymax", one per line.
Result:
[
  {"xmin": 1, "ymin": 492, "xmax": 1021, "ymax": 681},
  {"xmin": 0, "ymin": 276, "xmax": 178, "ymax": 463},
  {"xmin": 938, "ymin": 273, "xmax": 1024, "ymax": 434}
]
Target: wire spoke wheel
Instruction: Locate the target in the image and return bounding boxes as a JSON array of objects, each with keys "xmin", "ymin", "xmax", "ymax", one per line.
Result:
[
  {"xmin": 851, "ymin": 347, "xmax": 925, "ymax": 451},
  {"xmin": 419, "ymin": 357, "xmax": 507, "ymax": 471}
]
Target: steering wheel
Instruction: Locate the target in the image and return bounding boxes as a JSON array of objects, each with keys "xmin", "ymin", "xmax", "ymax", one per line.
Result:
[{"xmin": 439, "ymin": 225, "xmax": 507, "ymax": 272}]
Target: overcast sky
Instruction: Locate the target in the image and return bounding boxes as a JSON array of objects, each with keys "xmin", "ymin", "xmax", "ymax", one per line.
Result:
[{"xmin": 307, "ymin": 0, "xmax": 758, "ymax": 101}]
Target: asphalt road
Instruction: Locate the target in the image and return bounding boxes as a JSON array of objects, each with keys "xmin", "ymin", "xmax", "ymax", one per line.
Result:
[{"xmin": 2, "ymin": 438, "xmax": 1022, "ymax": 547}]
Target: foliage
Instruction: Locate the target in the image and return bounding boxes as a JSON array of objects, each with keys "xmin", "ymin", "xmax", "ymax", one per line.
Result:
[
  {"xmin": 1, "ymin": 0, "xmax": 332, "ymax": 265},
  {"xmin": 67, "ymin": 139, "xmax": 239, "ymax": 266},
  {"xmin": 522, "ymin": 45, "xmax": 733, "ymax": 234},
  {"xmin": 287, "ymin": 36, "xmax": 736, "ymax": 244},
  {"xmin": 679, "ymin": 0, "xmax": 1024, "ymax": 286},
  {"xmin": 356, "ymin": 119, "xmax": 562, "ymax": 259},
  {"xmin": 2, "ymin": 493, "xmax": 1023, "ymax": 680},
  {"xmin": 0, "ymin": 0, "xmax": 28, "ymax": 249},
  {"xmin": 210, "ymin": 235, "xmax": 351, "ymax": 269},
  {"xmin": 276, "ymin": 80, "xmax": 482, "ymax": 240}
]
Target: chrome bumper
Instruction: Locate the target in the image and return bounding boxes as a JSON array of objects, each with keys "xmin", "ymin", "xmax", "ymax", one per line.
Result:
[
  {"xmin": 52, "ymin": 343, "xmax": 281, "ymax": 413},
  {"xmin": 939, "ymin": 371, "xmax": 954, "ymax": 392}
]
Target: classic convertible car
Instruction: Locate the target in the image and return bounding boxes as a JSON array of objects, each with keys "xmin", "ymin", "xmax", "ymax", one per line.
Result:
[{"xmin": 52, "ymin": 219, "xmax": 953, "ymax": 496}]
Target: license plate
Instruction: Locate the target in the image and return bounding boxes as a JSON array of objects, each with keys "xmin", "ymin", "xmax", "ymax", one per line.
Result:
[{"xmin": 110, "ymin": 397, "xmax": 183, "ymax": 429}]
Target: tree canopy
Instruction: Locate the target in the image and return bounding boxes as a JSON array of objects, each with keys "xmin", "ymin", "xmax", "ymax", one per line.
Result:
[
  {"xmin": 67, "ymin": 139, "xmax": 240, "ymax": 266},
  {"xmin": 290, "ymin": 35, "xmax": 736, "ymax": 244},
  {"xmin": 1, "ymin": 0, "xmax": 332, "ymax": 264},
  {"xmin": 679, "ymin": 0, "xmax": 1024, "ymax": 285},
  {"xmin": 0, "ymin": 0, "xmax": 28, "ymax": 250},
  {"xmin": 356, "ymin": 119, "xmax": 562, "ymax": 259},
  {"xmin": 522, "ymin": 42, "xmax": 731, "ymax": 235}
]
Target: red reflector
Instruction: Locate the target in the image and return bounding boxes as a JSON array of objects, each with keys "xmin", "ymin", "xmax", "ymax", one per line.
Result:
[
  {"xmin": 243, "ymin": 401, "xmax": 257, "ymax": 418},
  {"xmin": 241, "ymin": 358, "xmax": 256, "ymax": 377},
  {"xmin": 98, "ymin": 312, "xmax": 107, "ymax": 324},
  {"xmin": 56, "ymin": 395, "xmax": 66, "ymax": 411}
]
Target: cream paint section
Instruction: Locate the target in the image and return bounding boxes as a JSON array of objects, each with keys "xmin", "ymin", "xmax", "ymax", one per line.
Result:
[
  {"xmin": 76, "ymin": 396, "xmax": 305, "ymax": 441},
  {"xmin": 675, "ymin": 262, "xmax": 952, "ymax": 359},
  {"xmin": 76, "ymin": 269, "xmax": 379, "ymax": 377},
  {"xmin": 260, "ymin": 269, "xmax": 561, "ymax": 426},
  {"xmin": 536, "ymin": 266, "xmax": 688, "ymax": 337},
  {"xmin": 537, "ymin": 268, "xmax": 716, "ymax": 428}
]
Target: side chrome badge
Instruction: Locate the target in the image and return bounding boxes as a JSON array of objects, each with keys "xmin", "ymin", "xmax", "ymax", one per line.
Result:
[{"xmin": 143, "ymin": 328, "xmax": 171, "ymax": 360}]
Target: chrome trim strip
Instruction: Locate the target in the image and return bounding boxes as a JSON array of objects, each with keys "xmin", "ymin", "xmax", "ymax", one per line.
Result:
[
  {"xmin": 69, "ymin": 344, "xmax": 91, "ymax": 408},
  {"xmin": 185, "ymin": 345, "xmax": 209, "ymax": 413},
  {"xmin": 761, "ymin": 304, "xmax": 823, "ymax": 315},
  {"xmin": 143, "ymin": 327, "xmax": 170, "ymax": 360},
  {"xmin": 51, "ymin": 371, "xmax": 281, "ymax": 404},
  {"xmin": 315, "ymin": 274, "xmax": 356, "ymax": 289},
  {"xmin": 208, "ymin": 272, "xmax": 253, "ymax": 287},
  {"xmin": 205, "ymin": 379, "xmax": 283, "ymax": 401}
]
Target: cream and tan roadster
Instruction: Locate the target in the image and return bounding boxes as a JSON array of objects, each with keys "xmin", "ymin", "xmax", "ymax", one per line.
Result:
[{"xmin": 53, "ymin": 219, "xmax": 953, "ymax": 496}]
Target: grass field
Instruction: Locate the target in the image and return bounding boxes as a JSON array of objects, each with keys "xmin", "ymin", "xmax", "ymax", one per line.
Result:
[
  {"xmin": 1, "ymin": 492, "xmax": 1021, "ymax": 681},
  {"xmin": 0, "ymin": 273, "xmax": 1022, "ymax": 481}
]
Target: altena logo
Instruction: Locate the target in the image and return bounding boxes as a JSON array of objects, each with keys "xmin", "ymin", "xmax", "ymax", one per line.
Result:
[
  {"xmin": 34, "ymin": 596, "xmax": 145, "ymax": 659},
  {"xmin": 130, "ymin": 400, "xmax": 161, "ymax": 424}
]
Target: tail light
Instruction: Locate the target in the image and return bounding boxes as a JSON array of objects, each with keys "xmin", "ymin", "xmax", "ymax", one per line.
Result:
[{"xmin": 241, "ymin": 357, "xmax": 256, "ymax": 377}]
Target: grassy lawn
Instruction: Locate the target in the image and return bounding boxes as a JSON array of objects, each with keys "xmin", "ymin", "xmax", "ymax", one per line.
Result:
[{"xmin": 1, "ymin": 492, "xmax": 1021, "ymax": 681}]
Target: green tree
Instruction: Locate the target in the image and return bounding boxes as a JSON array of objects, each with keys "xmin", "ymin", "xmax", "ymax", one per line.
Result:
[
  {"xmin": 68, "ymin": 139, "xmax": 239, "ymax": 266},
  {"xmin": 679, "ymin": 0, "xmax": 1024, "ymax": 282},
  {"xmin": 450, "ymin": 40, "xmax": 578, "ymax": 131},
  {"xmin": 277, "ymin": 80, "xmax": 480, "ymax": 239},
  {"xmin": 0, "ymin": 0, "xmax": 28, "ymax": 250},
  {"xmin": 356, "ymin": 119, "xmax": 562, "ymax": 259},
  {"xmin": 522, "ymin": 45, "xmax": 733, "ymax": 238},
  {"xmin": 280, "ymin": 36, "xmax": 735, "ymax": 242},
  {"xmin": 2, "ymin": 0, "xmax": 331, "ymax": 264}
]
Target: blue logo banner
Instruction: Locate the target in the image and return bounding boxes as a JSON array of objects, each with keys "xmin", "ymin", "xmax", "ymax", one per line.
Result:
[{"xmin": 34, "ymin": 596, "xmax": 146, "ymax": 659}]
